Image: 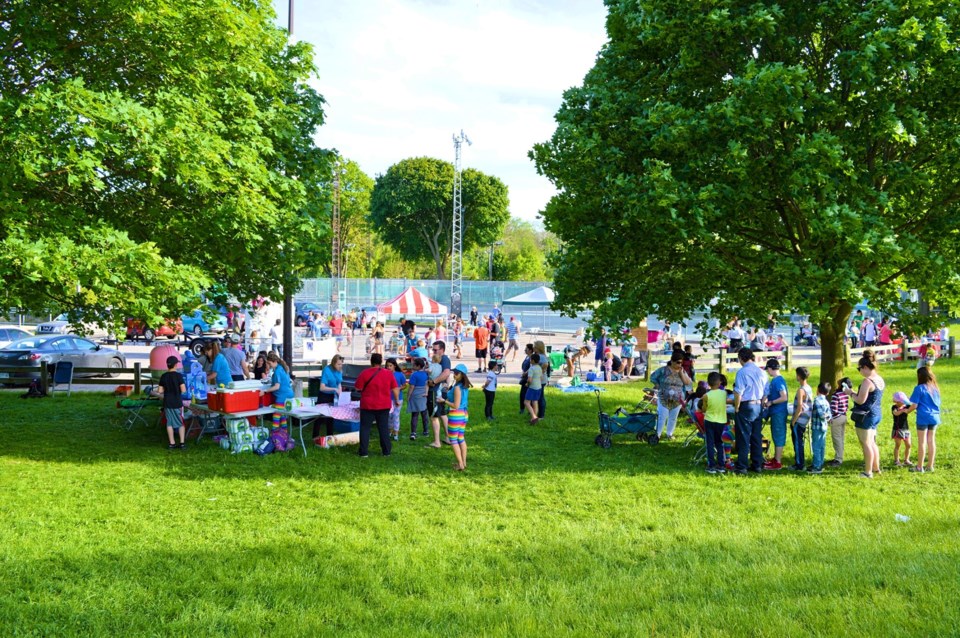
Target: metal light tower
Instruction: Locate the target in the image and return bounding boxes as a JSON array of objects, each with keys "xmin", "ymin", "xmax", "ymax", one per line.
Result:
[
  {"xmin": 451, "ymin": 130, "xmax": 471, "ymax": 318},
  {"xmin": 331, "ymin": 159, "xmax": 341, "ymax": 310}
]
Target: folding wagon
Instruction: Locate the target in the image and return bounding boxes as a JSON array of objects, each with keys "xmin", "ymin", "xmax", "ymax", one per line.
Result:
[{"xmin": 593, "ymin": 389, "xmax": 659, "ymax": 448}]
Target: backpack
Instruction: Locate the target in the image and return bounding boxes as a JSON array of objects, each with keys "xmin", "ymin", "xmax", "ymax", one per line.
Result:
[{"xmin": 20, "ymin": 378, "xmax": 47, "ymax": 399}]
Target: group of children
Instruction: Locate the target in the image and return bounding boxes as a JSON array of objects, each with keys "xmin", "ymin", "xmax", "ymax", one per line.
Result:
[{"xmin": 691, "ymin": 356, "xmax": 942, "ymax": 476}]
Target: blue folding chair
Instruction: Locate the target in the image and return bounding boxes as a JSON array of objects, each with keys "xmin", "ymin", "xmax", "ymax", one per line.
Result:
[{"xmin": 51, "ymin": 361, "xmax": 74, "ymax": 397}]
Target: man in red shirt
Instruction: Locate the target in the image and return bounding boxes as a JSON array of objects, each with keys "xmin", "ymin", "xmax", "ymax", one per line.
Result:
[
  {"xmin": 353, "ymin": 353, "xmax": 401, "ymax": 457},
  {"xmin": 473, "ymin": 323, "xmax": 490, "ymax": 373},
  {"xmin": 329, "ymin": 313, "xmax": 344, "ymax": 351}
]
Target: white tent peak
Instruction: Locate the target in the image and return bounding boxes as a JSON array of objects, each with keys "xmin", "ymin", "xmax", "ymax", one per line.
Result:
[{"xmin": 502, "ymin": 286, "xmax": 555, "ymax": 306}]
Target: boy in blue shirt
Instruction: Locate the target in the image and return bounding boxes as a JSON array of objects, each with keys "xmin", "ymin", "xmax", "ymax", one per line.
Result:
[{"xmin": 762, "ymin": 358, "xmax": 788, "ymax": 470}]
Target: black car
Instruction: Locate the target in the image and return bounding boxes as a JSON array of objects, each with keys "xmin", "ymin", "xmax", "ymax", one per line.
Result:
[{"xmin": 0, "ymin": 335, "xmax": 126, "ymax": 380}]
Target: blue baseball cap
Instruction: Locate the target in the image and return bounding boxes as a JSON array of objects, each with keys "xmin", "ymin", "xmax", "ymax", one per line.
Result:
[{"xmin": 453, "ymin": 364, "xmax": 470, "ymax": 375}]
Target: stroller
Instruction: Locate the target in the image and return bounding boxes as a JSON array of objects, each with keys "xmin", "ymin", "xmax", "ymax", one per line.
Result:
[
  {"xmin": 594, "ymin": 389, "xmax": 659, "ymax": 448},
  {"xmin": 489, "ymin": 338, "xmax": 506, "ymax": 374}
]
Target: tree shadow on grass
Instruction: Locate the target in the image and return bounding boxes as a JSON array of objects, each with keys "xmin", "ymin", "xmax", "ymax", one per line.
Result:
[{"xmin": 0, "ymin": 390, "xmax": 950, "ymax": 485}]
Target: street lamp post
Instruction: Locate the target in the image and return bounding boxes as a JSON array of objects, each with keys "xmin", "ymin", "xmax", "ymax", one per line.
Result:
[{"xmin": 488, "ymin": 241, "xmax": 504, "ymax": 281}]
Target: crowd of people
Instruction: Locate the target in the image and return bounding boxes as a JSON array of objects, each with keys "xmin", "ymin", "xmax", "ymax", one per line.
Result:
[{"xmin": 651, "ymin": 347, "xmax": 943, "ymax": 477}]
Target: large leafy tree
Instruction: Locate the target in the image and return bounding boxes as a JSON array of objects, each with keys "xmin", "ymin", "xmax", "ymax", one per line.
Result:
[
  {"xmin": 532, "ymin": 0, "xmax": 960, "ymax": 385},
  {"xmin": 369, "ymin": 157, "xmax": 510, "ymax": 280},
  {"xmin": 0, "ymin": 0, "xmax": 329, "ymax": 328}
]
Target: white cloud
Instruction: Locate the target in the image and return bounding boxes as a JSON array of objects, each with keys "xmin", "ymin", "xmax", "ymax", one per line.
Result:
[{"xmin": 283, "ymin": 0, "xmax": 607, "ymax": 221}]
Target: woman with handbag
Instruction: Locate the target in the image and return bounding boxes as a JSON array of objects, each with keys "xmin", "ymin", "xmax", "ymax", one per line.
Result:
[
  {"xmin": 650, "ymin": 351, "xmax": 692, "ymax": 440},
  {"xmin": 845, "ymin": 356, "xmax": 885, "ymax": 478}
]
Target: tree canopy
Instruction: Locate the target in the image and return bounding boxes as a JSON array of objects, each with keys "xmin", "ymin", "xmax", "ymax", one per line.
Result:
[
  {"xmin": 0, "ymin": 0, "xmax": 329, "ymax": 328},
  {"xmin": 369, "ymin": 157, "xmax": 510, "ymax": 279},
  {"xmin": 532, "ymin": 0, "xmax": 960, "ymax": 383}
]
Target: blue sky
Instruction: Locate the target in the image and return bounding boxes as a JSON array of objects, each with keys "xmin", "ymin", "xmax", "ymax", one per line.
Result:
[{"xmin": 274, "ymin": 0, "xmax": 608, "ymax": 224}]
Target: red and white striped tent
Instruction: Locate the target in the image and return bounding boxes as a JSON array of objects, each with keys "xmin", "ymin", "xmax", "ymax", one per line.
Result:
[{"xmin": 377, "ymin": 287, "xmax": 448, "ymax": 316}]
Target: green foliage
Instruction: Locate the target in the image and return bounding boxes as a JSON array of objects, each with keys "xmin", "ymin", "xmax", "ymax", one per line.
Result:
[
  {"xmin": 464, "ymin": 218, "xmax": 555, "ymax": 281},
  {"xmin": 1, "ymin": 360, "xmax": 959, "ymax": 634},
  {"xmin": 369, "ymin": 157, "xmax": 510, "ymax": 279},
  {"xmin": 532, "ymin": 0, "xmax": 960, "ymax": 381},
  {"xmin": 0, "ymin": 0, "xmax": 330, "ymax": 329}
]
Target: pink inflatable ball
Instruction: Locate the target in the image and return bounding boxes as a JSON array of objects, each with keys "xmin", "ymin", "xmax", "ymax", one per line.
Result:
[{"xmin": 149, "ymin": 344, "xmax": 182, "ymax": 381}]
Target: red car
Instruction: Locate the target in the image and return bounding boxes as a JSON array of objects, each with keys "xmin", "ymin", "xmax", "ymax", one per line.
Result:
[{"xmin": 125, "ymin": 317, "xmax": 183, "ymax": 341}]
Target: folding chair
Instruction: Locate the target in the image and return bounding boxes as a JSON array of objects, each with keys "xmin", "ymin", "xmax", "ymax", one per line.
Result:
[
  {"xmin": 50, "ymin": 361, "xmax": 74, "ymax": 397},
  {"xmin": 118, "ymin": 394, "xmax": 162, "ymax": 431}
]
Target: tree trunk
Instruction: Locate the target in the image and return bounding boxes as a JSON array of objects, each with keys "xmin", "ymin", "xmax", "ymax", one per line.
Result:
[{"xmin": 819, "ymin": 301, "xmax": 852, "ymax": 388}]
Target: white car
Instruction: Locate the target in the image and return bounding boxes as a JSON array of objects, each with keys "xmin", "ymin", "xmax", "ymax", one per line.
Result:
[
  {"xmin": 0, "ymin": 326, "xmax": 32, "ymax": 349},
  {"xmin": 36, "ymin": 313, "xmax": 108, "ymax": 336}
]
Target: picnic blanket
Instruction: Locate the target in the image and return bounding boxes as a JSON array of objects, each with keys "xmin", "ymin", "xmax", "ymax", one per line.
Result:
[{"xmin": 562, "ymin": 384, "xmax": 605, "ymax": 393}]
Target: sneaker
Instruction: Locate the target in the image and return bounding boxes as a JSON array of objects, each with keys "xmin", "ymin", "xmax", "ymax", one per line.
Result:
[
  {"xmin": 763, "ymin": 459, "xmax": 783, "ymax": 470},
  {"xmin": 747, "ymin": 466, "xmax": 763, "ymax": 474},
  {"xmin": 790, "ymin": 464, "xmax": 804, "ymax": 471},
  {"xmin": 410, "ymin": 433, "xmax": 417, "ymax": 441},
  {"xmin": 391, "ymin": 434, "xmax": 399, "ymax": 441},
  {"xmin": 706, "ymin": 466, "xmax": 717, "ymax": 474},
  {"xmin": 360, "ymin": 454, "xmax": 369, "ymax": 458},
  {"xmin": 858, "ymin": 471, "xmax": 873, "ymax": 479},
  {"xmin": 422, "ymin": 430, "xmax": 429, "ymax": 437},
  {"xmin": 715, "ymin": 466, "xmax": 726, "ymax": 474},
  {"xmin": 178, "ymin": 443, "xmax": 187, "ymax": 450},
  {"xmin": 168, "ymin": 444, "xmax": 177, "ymax": 450},
  {"xmin": 734, "ymin": 468, "xmax": 747, "ymax": 475},
  {"xmin": 807, "ymin": 466, "xmax": 823, "ymax": 474},
  {"xmin": 827, "ymin": 459, "xmax": 842, "ymax": 467},
  {"xmin": 909, "ymin": 465, "xmax": 924, "ymax": 473}
]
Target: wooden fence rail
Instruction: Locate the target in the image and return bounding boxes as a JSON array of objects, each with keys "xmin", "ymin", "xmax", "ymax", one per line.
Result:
[{"xmin": 0, "ymin": 362, "xmax": 151, "ymax": 395}]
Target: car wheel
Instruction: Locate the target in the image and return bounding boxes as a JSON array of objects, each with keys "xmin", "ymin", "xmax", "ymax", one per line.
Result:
[
  {"xmin": 143, "ymin": 328, "xmax": 156, "ymax": 342},
  {"xmin": 193, "ymin": 324, "xmax": 203, "ymax": 336},
  {"xmin": 190, "ymin": 339, "xmax": 206, "ymax": 358},
  {"xmin": 107, "ymin": 358, "xmax": 123, "ymax": 378}
]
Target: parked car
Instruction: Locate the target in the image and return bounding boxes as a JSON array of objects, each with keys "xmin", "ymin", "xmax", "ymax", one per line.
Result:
[
  {"xmin": 0, "ymin": 327, "xmax": 32, "ymax": 349},
  {"xmin": 295, "ymin": 302, "xmax": 323, "ymax": 327},
  {"xmin": 36, "ymin": 312, "xmax": 108, "ymax": 336},
  {"xmin": 125, "ymin": 317, "xmax": 183, "ymax": 342},
  {"xmin": 181, "ymin": 309, "xmax": 227, "ymax": 336},
  {"xmin": 0, "ymin": 335, "xmax": 126, "ymax": 380}
]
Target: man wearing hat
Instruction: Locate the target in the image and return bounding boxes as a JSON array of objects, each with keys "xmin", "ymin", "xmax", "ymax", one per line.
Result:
[
  {"xmin": 220, "ymin": 335, "xmax": 250, "ymax": 382},
  {"xmin": 761, "ymin": 358, "xmax": 788, "ymax": 470},
  {"xmin": 732, "ymin": 347, "xmax": 767, "ymax": 473}
]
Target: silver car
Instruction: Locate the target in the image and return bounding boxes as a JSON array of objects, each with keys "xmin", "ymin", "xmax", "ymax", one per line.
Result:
[{"xmin": 0, "ymin": 335, "xmax": 126, "ymax": 380}]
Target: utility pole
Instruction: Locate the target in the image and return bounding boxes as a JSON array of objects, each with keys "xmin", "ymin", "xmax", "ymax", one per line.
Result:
[
  {"xmin": 451, "ymin": 130, "xmax": 470, "ymax": 319},
  {"xmin": 488, "ymin": 241, "xmax": 504, "ymax": 281}
]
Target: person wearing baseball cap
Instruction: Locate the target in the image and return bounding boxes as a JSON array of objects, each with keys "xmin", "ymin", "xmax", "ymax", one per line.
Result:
[
  {"xmin": 762, "ymin": 358, "xmax": 788, "ymax": 470},
  {"xmin": 438, "ymin": 363, "xmax": 472, "ymax": 470}
]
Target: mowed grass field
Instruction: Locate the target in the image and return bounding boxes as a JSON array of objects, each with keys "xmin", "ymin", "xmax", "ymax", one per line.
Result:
[{"xmin": 1, "ymin": 360, "xmax": 957, "ymax": 637}]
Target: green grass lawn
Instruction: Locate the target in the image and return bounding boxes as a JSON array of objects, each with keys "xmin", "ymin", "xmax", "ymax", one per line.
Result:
[{"xmin": 1, "ymin": 360, "xmax": 957, "ymax": 636}]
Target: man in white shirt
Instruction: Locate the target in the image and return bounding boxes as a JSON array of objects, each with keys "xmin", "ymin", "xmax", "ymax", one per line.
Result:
[{"xmin": 733, "ymin": 348, "xmax": 767, "ymax": 474}]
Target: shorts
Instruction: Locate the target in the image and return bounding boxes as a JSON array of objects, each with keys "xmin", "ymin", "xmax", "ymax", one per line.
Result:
[
  {"xmin": 855, "ymin": 413, "xmax": 880, "ymax": 431},
  {"xmin": 476, "ymin": 348, "xmax": 488, "ymax": 359},
  {"xmin": 892, "ymin": 429, "xmax": 910, "ymax": 440},
  {"xmin": 164, "ymin": 407, "xmax": 184, "ymax": 429},
  {"xmin": 916, "ymin": 422, "xmax": 939, "ymax": 431},
  {"xmin": 508, "ymin": 338, "xmax": 519, "ymax": 350},
  {"xmin": 768, "ymin": 411, "xmax": 787, "ymax": 447},
  {"xmin": 447, "ymin": 409, "xmax": 467, "ymax": 444},
  {"xmin": 525, "ymin": 387, "xmax": 543, "ymax": 402}
]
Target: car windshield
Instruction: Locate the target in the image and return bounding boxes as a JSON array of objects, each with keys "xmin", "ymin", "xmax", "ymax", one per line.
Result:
[{"xmin": 53, "ymin": 314, "xmax": 69, "ymax": 322}]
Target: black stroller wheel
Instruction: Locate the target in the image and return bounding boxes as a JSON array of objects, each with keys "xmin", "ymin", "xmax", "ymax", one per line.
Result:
[
  {"xmin": 646, "ymin": 433, "xmax": 660, "ymax": 446},
  {"xmin": 600, "ymin": 436, "xmax": 612, "ymax": 449},
  {"xmin": 594, "ymin": 434, "xmax": 604, "ymax": 446}
]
